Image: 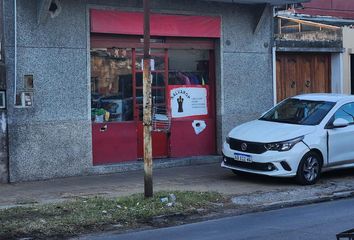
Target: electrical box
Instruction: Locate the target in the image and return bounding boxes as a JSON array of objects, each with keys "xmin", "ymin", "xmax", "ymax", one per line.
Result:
[{"xmin": 21, "ymin": 91, "xmax": 33, "ymax": 107}]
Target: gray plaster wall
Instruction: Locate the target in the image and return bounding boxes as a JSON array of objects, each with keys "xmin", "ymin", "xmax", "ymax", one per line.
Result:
[{"xmin": 3, "ymin": 0, "xmax": 274, "ymax": 182}]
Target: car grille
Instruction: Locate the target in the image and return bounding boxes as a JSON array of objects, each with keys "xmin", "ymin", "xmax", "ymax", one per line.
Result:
[
  {"xmin": 229, "ymin": 138, "xmax": 267, "ymax": 154},
  {"xmin": 223, "ymin": 156, "xmax": 275, "ymax": 172}
]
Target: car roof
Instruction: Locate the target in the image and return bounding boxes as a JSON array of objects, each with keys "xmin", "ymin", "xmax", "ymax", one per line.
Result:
[{"xmin": 292, "ymin": 93, "xmax": 354, "ymax": 103}]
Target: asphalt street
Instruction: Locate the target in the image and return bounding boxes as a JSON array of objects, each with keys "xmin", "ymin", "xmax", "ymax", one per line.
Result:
[{"xmin": 79, "ymin": 197, "xmax": 354, "ymax": 240}]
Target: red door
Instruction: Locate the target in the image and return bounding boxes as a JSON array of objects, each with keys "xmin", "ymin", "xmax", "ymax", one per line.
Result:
[
  {"xmin": 135, "ymin": 49, "xmax": 169, "ymax": 158},
  {"xmin": 91, "ymin": 48, "xmax": 138, "ymax": 165}
]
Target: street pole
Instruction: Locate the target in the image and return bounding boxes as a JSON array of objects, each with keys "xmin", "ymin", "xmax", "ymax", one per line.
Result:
[{"xmin": 143, "ymin": 0, "xmax": 153, "ymax": 198}]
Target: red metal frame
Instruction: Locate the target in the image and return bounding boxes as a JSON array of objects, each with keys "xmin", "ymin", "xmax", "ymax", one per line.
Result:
[
  {"xmin": 136, "ymin": 49, "xmax": 169, "ymax": 158},
  {"xmin": 91, "ymin": 35, "xmax": 215, "ymax": 50}
]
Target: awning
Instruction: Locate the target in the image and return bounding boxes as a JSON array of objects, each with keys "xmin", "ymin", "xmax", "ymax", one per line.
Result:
[{"xmin": 90, "ymin": 9, "xmax": 221, "ymax": 38}]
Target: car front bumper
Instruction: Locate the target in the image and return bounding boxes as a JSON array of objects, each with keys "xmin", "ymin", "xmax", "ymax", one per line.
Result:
[{"xmin": 221, "ymin": 141, "xmax": 310, "ymax": 177}]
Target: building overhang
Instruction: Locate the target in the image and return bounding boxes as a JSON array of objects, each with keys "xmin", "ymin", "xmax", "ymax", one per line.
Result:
[
  {"xmin": 202, "ymin": 0, "xmax": 309, "ymax": 5},
  {"xmin": 37, "ymin": 0, "xmax": 309, "ymax": 25}
]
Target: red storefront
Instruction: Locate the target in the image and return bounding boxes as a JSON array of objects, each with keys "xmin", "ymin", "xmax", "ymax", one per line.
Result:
[{"xmin": 90, "ymin": 9, "xmax": 220, "ymax": 165}]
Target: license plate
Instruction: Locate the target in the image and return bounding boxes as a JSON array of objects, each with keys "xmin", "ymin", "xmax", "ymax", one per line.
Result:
[{"xmin": 234, "ymin": 153, "xmax": 252, "ymax": 163}]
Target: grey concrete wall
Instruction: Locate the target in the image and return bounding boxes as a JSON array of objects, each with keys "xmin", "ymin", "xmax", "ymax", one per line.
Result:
[
  {"xmin": 218, "ymin": 4, "xmax": 274, "ymax": 151},
  {"xmin": 3, "ymin": 0, "xmax": 91, "ymax": 182},
  {"xmin": 0, "ymin": 0, "xmax": 9, "ymax": 183},
  {"xmin": 3, "ymin": 0, "xmax": 274, "ymax": 182},
  {"xmin": 0, "ymin": 63, "xmax": 8, "ymax": 183}
]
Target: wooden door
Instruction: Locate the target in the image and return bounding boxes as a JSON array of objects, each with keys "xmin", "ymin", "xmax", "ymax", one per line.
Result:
[{"xmin": 276, "ymin": 53, "xmax": 331, "ymax": 102}]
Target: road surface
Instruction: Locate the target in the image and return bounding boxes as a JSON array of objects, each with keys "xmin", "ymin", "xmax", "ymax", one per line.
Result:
[{"xmin": 79, "ymin": 197, "xmax": 354, "ymax": 240}]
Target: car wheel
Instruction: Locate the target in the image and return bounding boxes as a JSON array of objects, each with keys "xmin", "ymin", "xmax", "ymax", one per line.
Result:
[{"xmin": 296, "ymin": 151, "xmax": 322, "ymax": 185}]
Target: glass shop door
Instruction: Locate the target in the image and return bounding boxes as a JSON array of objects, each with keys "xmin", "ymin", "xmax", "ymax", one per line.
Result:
[{"xmin": 135, "ymin": 49, "xmax": 169, "ymax": 158}]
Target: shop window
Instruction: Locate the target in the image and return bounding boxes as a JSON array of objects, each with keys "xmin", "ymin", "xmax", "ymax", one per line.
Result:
[
  {"xmin": 168, "ymin": 49, "xmax": 209, "ymax": 86},
  {"xmin": 91, "ymin": 48, "xmax": 133, "ymax": 123}
]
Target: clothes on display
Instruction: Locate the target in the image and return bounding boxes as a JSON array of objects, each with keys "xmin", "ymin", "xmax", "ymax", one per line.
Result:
[{"xmin": 168, "ymin": 71, "xmax": 208, "ymax": 85}]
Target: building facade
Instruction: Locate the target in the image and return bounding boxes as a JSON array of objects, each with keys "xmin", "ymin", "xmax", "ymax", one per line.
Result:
[
  {"xmin": 274, "ymin": 0, "xmax": 354, "ymax": 102},
  {"xmin": 1, "ymin": 0, "xmax": 303, "ymax": 182}
]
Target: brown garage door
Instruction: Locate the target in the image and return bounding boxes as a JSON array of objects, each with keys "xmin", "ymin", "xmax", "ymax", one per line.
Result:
[{"xmin": 276, "ymin": 53, "xmax": 331, "ymax": 102}]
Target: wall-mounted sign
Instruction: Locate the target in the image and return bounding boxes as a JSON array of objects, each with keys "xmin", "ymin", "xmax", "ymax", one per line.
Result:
[{"xmin": 169, "ymin": 86, "xmax": 208, "ymax": 118}]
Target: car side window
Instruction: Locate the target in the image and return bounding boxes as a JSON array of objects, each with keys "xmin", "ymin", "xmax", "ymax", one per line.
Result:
[{"xmin": 334, "ymin": 102, "xmax": 354, "ymax": 124}]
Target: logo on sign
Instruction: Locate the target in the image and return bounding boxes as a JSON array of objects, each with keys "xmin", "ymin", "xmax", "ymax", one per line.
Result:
[{"xmin": 177, "ymin": 96, "xmax": 184, "ymax": 112}]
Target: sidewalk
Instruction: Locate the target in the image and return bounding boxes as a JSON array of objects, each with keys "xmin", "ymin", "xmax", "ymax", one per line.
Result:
[{"xmin": 1, "ymin": 162, "xmax": 354, "ymax": 209}]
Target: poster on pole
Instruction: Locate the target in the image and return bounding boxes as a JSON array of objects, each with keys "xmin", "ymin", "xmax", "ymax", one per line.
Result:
[{"xmin": 169, "ymin": 86, "xmax": 208, "ymax": 118}]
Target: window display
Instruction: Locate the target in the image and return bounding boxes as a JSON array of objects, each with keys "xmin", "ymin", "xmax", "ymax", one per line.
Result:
[
  {"xmin": 91, "ymin": 48, "xmax": 133, "ymax": 122},
  {"xmin": 91, "ymin": 48, "xmax": 211, "ymax": 122},
  {"xmin": 168, "ymin": 49, "xmax": 209, "ymax": 86}
]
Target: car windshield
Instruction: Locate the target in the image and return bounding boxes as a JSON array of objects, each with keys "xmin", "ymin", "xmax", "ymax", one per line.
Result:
[{"xmin": 259, "ymin": 98, "xmax": 335, "ymax": 125}]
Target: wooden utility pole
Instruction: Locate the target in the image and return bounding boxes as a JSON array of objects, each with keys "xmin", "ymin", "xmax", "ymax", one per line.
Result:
[{"xmin": 143, "ymin": 0, "xmax": 153, "ymax": 198}]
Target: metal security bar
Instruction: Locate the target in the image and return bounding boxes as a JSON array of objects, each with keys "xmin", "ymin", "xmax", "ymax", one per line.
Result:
[{"xmin": 152, "ymin": 106, "xmax": 171, "ymax": 132}]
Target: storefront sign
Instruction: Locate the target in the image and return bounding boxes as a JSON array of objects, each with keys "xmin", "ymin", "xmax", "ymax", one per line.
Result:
[{"xmin": 170, "ymin": 87, "xmax": 208, "ymax": 118}]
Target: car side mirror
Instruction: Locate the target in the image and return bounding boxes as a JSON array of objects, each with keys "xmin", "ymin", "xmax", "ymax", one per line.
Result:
[{"xmin": 332, "ymin": 118, "xmax": 350, "ymax": 128}]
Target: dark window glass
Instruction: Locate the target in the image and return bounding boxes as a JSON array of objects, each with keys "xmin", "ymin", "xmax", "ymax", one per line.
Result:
[
  {"xmin": 334, "ymin": 103, "xmax": 354, "ymax": 124},
  {"xmin": 260, "ymin": 98, "xmax": 335, "ymax": 125}
]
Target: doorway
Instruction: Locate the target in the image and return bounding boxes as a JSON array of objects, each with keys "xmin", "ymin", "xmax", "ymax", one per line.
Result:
[{"xmin": 276, "ymin": 53, "xmax": 331, "ymax": 102}]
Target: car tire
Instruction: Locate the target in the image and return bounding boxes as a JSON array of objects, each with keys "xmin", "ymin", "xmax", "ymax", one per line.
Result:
[{"xmin": 296, "ymin": 151, "xmax": 322, "ymax": 185}]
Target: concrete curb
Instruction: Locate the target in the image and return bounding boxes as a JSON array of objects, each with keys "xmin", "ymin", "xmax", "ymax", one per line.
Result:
[
  {"xmin": 255, "ymin": 190, "xmax": 354, "ymax": 212},
  {"xmin": 226, "ymin": 189, "xmax": 354, "ymax": 219},
  {"xmin": 87, "ymin": 155, "xmax": 222, "ymax": 175}
]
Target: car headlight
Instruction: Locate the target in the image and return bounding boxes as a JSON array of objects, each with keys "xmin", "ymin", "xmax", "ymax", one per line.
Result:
[
  {"xmin": 264, "ymin": 136, "xmax": 304, "ymax": 152},
  {"xmin": 226, "ymin": 136, "xmax": 230, "ymax": 144}
]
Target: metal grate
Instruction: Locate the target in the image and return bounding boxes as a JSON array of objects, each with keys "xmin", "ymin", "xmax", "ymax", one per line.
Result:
[
  {"xmin": 152, "ymin": 106, "xmax": 171, "ymax": 132},
  {"xmin": 229, "ymin": 138, "xmax": 267, "ymax": 154}
]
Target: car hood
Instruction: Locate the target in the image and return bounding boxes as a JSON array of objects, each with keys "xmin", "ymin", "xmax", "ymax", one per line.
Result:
[{"xmin": 228, "ymin": 120, "xmax": 316, "ymax": 143}]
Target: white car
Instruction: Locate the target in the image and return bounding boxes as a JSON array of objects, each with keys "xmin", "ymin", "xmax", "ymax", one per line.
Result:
[{"xmin": 222, "ymin": 93, "xmax": 354, "ymax": 185}]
